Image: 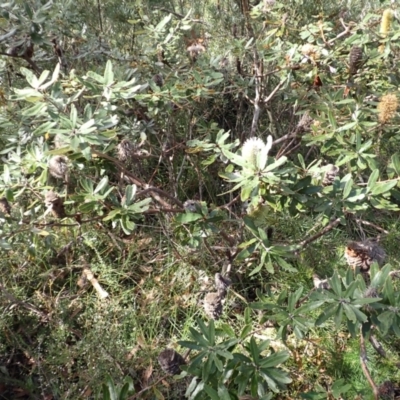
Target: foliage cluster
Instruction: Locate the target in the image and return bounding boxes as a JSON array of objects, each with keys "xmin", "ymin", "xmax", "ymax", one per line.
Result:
[{"xmin": 1, "ymin": 0, "xmax": 400, "ymax": 399}]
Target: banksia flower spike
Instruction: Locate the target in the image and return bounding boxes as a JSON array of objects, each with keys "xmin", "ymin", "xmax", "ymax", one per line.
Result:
[
  {"xmin": 45, "ymin": 190, "xmax": 66, "ymax": 219},
  {"xmin": 377, "ymin": 94, "xmax": 398, "ymax": 123},
  {"xmin": 204, "ymin": 292, "xmax": 223, "ymax": 320},
  {"xmin": 48, "ymin": 155, "xmax": 68, "ymax": 180},
  {"xmin": 380, "ymin": 9, "xmax": 393, "ymax": 36},
  {"xmin": 0, "ymin": 197, "xmax": 11, "ymax": 215},
  {"xmin": 158, "ymin": 349, "xmax": 185, "ymax": 375},
  {"xmin": 241, "ymin": 135, "xmax": 273, "ymax": 170},
  {"xmin": 379, "ymin": 9, "xmax": 393, "ymax": 53},
  {"xmin": 349, "ymin": 46, "xmax": 363, "ymax": 75}
]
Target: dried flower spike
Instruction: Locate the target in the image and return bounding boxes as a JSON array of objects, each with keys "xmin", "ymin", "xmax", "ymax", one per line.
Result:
[
  {"xmin": 377, "ymin": 94, "xmax": 398, "ymax": 124},
  {"xmin": 344, "ymin": 240, "xmax": 386, "ymax": 273},
  {"xmin": 204, "ymin": 292, "xmax": 223, "ymax": 320},
  {"xmin": 0, "ymin": 197, "xmax": 11, "ymax": 215},
  {"xmin": 45, "ymin": 190, "xmax": 66, "ymax": 219},
  {"xmin": 322, "ymin": 164, "xmax": 339, "ymax": 186},
  {"xmin": 349, "ymin": 46, "xmax": 363, "ymax": 75},
  {"xmin": 48, "ymin": 155, "xmax": 68, "ymax": 180},
  {"xmin": 158, "ymin": 348, "xmax": 185, "ymax": 375}
]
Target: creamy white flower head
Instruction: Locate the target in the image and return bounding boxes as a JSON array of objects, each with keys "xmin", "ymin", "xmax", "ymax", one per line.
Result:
[{"xmin": 241, "ymin": 135, "xmax": 273, "ymax": 170}]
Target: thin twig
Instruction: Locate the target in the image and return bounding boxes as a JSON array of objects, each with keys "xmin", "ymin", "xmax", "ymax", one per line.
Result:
[
  {"xmin": 355, "ymin": 219, "xmax": 390, "ymax": 235},
  {"xmin": 298, "ymin": 218, "xmax": 341, "ymax": 248},
  {"xmin": 369, "ymin": 335, "xmax": 386, "ymax": 358},
  {"xmin": 359, "ymin": 326, "xmax": 379, "ymax": 399}
]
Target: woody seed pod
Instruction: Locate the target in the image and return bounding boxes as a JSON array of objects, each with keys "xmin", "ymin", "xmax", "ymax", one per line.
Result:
[
  {"xmin": 0, "ymin": 197, "xmax": 11, "ymax": 215},
  {"xmin": 344, "ymin": 240, "xmax": 386, "ymax": 273},
  {"xmin": 215, "ymin": 273, "xmax": 231, "ymax": 298},
  {"xmin": 204, "ymin": 292, "xmax": 223, "ymax": 320},
  {"xmin": 158, "ymin": 348, "xmax": 185, "ymax": 375},
  {"xmin": 117, "ymin": 139, "xmax": 135, "ymax": 164},
  {"xmin": 152, "ymin": 74, "xmax": 163, "ymax": 88},
  {"xmin": 45, "ymin": 190, "xmax": 66, "ymax": 219},
  {"xmin": 322, "ymin": 164, "xmax": 339, "ymax": 186},
  {"xmin": 48, "ymin": 155, "xmax": 68, "ymax": 180},
  {"xmin": 349, "ymin": 46, "xmax": 363, "ymax": 75}
]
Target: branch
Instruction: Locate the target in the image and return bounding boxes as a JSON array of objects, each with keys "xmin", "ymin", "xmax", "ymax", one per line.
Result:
[
  {"xmin": 298, "ymin": 218, "xmax": 341, "ymax": 248},
  {"xmin": 360, "ymin": 326, "xmax": 379, "ymax": 399},
  {"xmin": 369, "ymin": 335, "xmax": 386, "ymax": 358}
]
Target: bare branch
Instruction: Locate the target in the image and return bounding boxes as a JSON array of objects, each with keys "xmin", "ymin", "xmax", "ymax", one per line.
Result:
[
  {"xmin": 298, "ymin": 218, "xmax": 341, "ymax": 248},
  {"xmin": 360, "ymin": 326, "xmax": 379, "ymax": 399}
]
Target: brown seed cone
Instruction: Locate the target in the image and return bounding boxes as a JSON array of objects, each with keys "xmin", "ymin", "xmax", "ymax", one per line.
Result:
[
  {"xmin": 152, "ymin": 74, "xmax": 163, "ymax": 88},
  {"xmin": 48, "ymin": 155, "xmax": 68, "ymax": 180},
  {"xmin": 0, "ymin": 197, "xmax": 11, "ymax": 215},
  {"xmin": 349, "ymin": 46, "xmax": 363, "ymax": 75},
  {"xmin": 322, "ymin": 164, "xmax": 339, "ymax": 186},
  {"xmin": 204, "ymin": 292, "xmax": 223, "ymax": 320},
  {"xmin": 45, "ymin": 191, "xmax": 66, "ymax": 219},
  {"xmin": 215, "ymin": 273, "xmax": 231, "ymax": 298},
  {"xmin": 117, "ymin": 139, "xmax": 135, "ymax": 163},
  {"xmin": 378, "ymin": 380, "xmax": 395, "ymax": 400},
  {"xmin": 344, "ymin": 240, "xmax": 386, "ymax": 273},
  {"xmin": 158, "ymin": 348, "xmax": 186, "ymax": 375}
]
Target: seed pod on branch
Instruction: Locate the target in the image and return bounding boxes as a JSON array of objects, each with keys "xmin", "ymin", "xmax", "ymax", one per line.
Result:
[
  {"xmin": 349, "ymin": 46, "xmax": 363, "ymax": 75},
  {"xmin": 322, "ymin": 164, "xmax": 339, "ymax": 186},
  {"xmin": 0, "ymin": 197, "xmax": 11, "ymax": 215},
  {"xmin": 152, "ymin": 74, "xmax": 163, "ymax": 88},
  {"xmin": 204, "ymin": 292, "xmax": 223, "ymax": 320},
  {"xmin": 44, "ymin": 190, "xmax": 66, "ymax": 219},
  {"xmin": 158, "ymin": 348, "xmax": 185, "ymax": 375},
  {"xmin": 215, "ymin": 273, "xmax": 231, "ymax": 298},
  {"xmin": 48, "ymin": 155, "xmax": 68, "ymax": 180},
  {"xmin": 344, "ymin": 240, "xmax": 386, "ymax": 273}
]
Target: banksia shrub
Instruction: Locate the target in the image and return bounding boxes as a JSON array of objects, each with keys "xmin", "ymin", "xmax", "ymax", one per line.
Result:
[
  {"xmin": 349, "ymin": 46, "xmax": 363, "ymax": 75},
  {"xmin": 0, "ymin": 197, "xmax": 11, "ymax": 215},
  {"xmin": 377, "ymin": 94, "xmax": 398, "ymax": 123},
  {"xmin": 158, "ymin": 349, "xmax": 185, "ymax": 375},
  {"xmin": 204, "ymin": 292, "xmax": 223, "ymax": 320}
]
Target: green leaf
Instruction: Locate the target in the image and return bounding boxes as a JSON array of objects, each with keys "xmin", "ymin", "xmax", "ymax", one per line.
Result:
[
  {"xmin": 203, "ymin": 384, "xmax": 220, "ymax": 400},
  {"xmin": 94, "ymin": 176, "xmax": 109, "ymax": 194},
  {"xmin": 103, "ymin": 60, "xmax": 114, "ymax": 86},
  {"xmin": 367, "ymin": 169, "xmax": 379, "ymax": 191},
  {"xmin": 259, "ymin": 351, "xmax": 290, "ymax": 368},
  {"xmin": 392, "ymin": 153, "xmax": 400, "ymax": 175},
  {"xmin": 217, "ymin": 384, "xmax": 232, "ymax": 400},
  {"xmin": 175, "ymin": 213, "xmax": 203, "ymax": 223},
  {"xmin": 342, "ymin": 177, "xmax": 353, "ymax": 199},
  {"xmin": 370, "ymin": 179, "xmax": 398, "ymax": 196}
]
